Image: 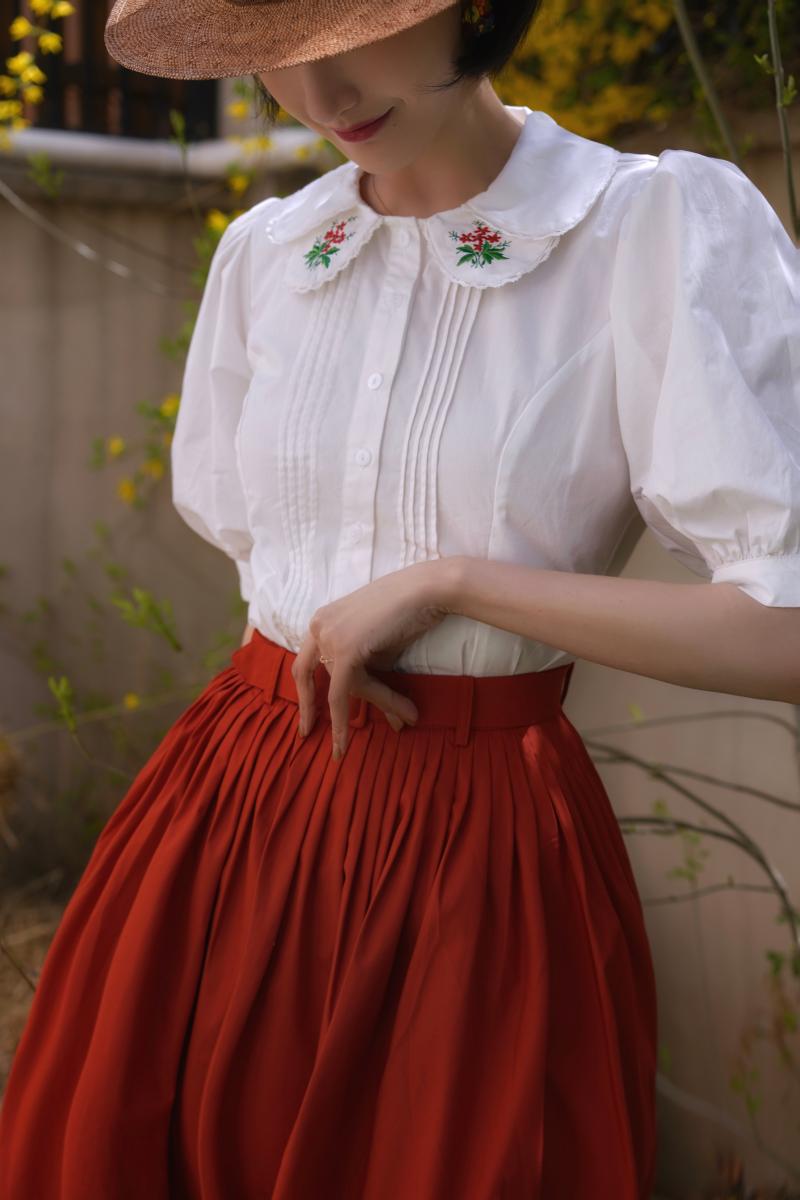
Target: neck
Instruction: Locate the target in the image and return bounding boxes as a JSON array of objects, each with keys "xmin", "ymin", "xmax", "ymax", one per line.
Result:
[{"xmin": 358, "ymin": 84, "xmax": 525, "ymax": 220}]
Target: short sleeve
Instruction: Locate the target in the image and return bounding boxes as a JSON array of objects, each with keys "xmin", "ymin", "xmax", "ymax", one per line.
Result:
[
  {"xmin": 610, "ymin": 148, "xmax": 800, "ymax": 606},
  {"xmin": 171, "ymin": 214, "xmax": 255, "ymax": 603}
]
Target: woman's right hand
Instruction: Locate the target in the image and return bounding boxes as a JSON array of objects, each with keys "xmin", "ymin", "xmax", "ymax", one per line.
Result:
[{"xmin": 240, "ymin": 622, "xmax": 255, "ymax": 648}]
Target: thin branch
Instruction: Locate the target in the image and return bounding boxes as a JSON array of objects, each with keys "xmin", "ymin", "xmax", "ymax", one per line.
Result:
[
  {"xmin": 580, "ymin": 709, "xmax": 798, "ymax": 740},
  {"xmin": 670, "ymin": 0, "xmax": 741, "ymax": 164},
  {"xmin": 586, "ymin": 741, "xmax": 799, "ymax": 951},
  {"xmin": 0, "ymin": 176, "xmax": 192, "ymax": 299},
  {"xmin": 766, "ymin": 0, "xmax": 800, "ymax": 237},
  {"xmin": 590, "ymin": 755, "xmax": 800, "ymax": 815},
  {"xmin": 641, "ymin": 879, "xmax": 776, "ymax": 906}
]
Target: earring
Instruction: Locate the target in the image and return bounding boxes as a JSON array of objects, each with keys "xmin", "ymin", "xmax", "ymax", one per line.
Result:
[{"xmin": 463, "ymin": 0, "xmax": 495, "ymax": 35}]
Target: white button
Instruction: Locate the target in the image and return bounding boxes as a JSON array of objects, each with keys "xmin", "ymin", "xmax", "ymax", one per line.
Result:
[
  {"xmin": 396, "ymin": 228, "xmax": 411, "ymax": 248},
  {"xmin": 354, "ymin": 447, "xmax": 372, "ymax": 467},
  {"xmin": 367, "ymin": 372, "xmax": 383, "ymax": 389},
  {"xmin": 345, "ymin": 522, "xmax": 364, "ymax": 544}
]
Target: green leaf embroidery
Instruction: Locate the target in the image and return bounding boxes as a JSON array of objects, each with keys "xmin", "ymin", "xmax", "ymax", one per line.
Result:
[
  {"xmin": 304, "ymin": 216, "xmax": 356, "ymax": 270},
  {"xmin": 449, "ymin": 219, "xmax": 511, "ymax": 268}
]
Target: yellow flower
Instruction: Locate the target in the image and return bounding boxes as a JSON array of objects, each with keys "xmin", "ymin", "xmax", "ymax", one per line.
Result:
[
  {"xmin": 609, "ymin": 33, "xmax": 642, "ymax": 66},
  {"xmin": 142, "ymin": 457, "xmax": 164, "ymax": 479},
  {"xmin": 30, "ymin": 0, "xmax": 55, "ymax": 13},
  {"xmin": 10, "ymin": 17, "xmax": 36, "ymax": 39},
  {"xmin": 205, "ymin": 207, "xmax": 228, "ymax": 233},
  {"xmin": 0, "ymin": 100, "xmax": 23, "ymax": 118},
  {"xmin": 628, "ymin": 0, "xmax": 668, "ymax": 28},
  {"xmin": 235, "ymin": 133, "xmax": 273, "ymax": 153},
  {"xmin": 227, "ymin": 171, "xmax": 250, "ymax": 193},
  {"xmin": 162, "ymin": 431, "xmax": 173, "ymax": 447},
  {"xmin": 20, "ymin": 64, "xmax": 46, "ymax": 83},
  {"xmin": 543, "ymin": 62, "xmax": 575, "ymax": 91},
  {"xmin": 122, "ymin": 692, "xmax": 141, "ymax": 710},
  {"xmin": 647, "ymin": 102, "xmax": 671, "ymax": 123},
  {"xmin": 0, "ymin": 75, "xmax": 18, "ymax": 95},
  {"xmin": 106, "ymin": 435, "xmax": 126, "ymax": 457},
  {"xmin": 51, "ymin": 1, "xmax": 76, "ymax": 16},
  {"xmin": 117, "ymin": 478, "xmax": 137, "ymax": 504},
  {"xmin": 159, "ymin": 393, "xmax": 180, "ymax": 418},
  {"xmin": 21, "ymin": 84, "xmax": 44, "ymax": 103},
  {"xmin": 227, "ymin": 100, "xmax": 249, "ymax": 120},
  {"xmin": 10, "ymin": 116, "xmax": 29, "ymax": 130},
  {"xmin": 37, "ymin": 31, "xmax": 62, "ymax": 54},
  {"xmin": 6, "ymin": 52, "xmax": 35, "ymax": 74}
]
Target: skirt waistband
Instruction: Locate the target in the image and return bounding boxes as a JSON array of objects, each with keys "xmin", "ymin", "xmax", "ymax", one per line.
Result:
[{"xmin": 230, "ymin": 629, "xmax": 574, "ymax": 746}]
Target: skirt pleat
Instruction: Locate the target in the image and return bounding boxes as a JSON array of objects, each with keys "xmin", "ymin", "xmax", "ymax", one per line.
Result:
[{"xmin": 0, "ymin": 631, "xmax": 658, "ymax": 1199}]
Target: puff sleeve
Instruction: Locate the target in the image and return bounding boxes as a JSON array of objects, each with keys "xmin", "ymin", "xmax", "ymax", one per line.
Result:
[
  {"xmin": 610, "ymin": 148, "xmax": 800, "ymax": 606},
  {"xmin": 171, "ymin": 213, "xmax": 255, "ymax": 603}
]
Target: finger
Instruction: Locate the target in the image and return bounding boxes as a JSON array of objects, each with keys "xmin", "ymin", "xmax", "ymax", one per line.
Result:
[
  {"xmin": 292, "ymin": 635, "xmax": 319, "ymax": 737},
  {"xmin": 327, "ymin": 668, "xmax": 354, "ymax": 760},
  {"xmin": 358, "ymin": 676, "xmax": 419, "ymax": 727}
]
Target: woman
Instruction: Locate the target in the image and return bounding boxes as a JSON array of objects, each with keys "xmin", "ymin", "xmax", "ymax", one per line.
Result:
[{"xmin": 2, "ymin": 0, "xmax": 799, "ymax": 1196}]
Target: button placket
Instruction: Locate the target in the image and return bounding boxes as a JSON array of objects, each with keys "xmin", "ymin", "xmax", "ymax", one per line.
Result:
[{"xmin": 330, "ymin": 240, "xmax": 419, "ymax": 599}]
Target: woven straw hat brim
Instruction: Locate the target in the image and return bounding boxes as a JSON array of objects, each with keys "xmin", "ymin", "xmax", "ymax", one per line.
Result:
[{"xmin": 104, "ymin": 0, "xmax": 459, "ymax": 80}]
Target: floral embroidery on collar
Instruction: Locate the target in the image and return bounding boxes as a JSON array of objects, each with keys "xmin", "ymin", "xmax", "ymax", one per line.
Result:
[
  {"xmin": 303, "ymin": 215, "xmax": 357, "ymax": 271},
  {"xmin": 449, "ymin": 219, "xmax": 510, "ymax": 269}
]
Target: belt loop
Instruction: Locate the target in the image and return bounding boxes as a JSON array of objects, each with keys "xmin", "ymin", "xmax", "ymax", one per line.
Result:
[
  {"xmin": 560, "ymin": 662, "xmax": 575, "ymax": 707},
  {"xmin": 453, "ymin": 675, "xmax": 475, "ymax": 746},
  {"xmin": 260, "ymin": 644, "xmax": 283, "ymax": 704}
]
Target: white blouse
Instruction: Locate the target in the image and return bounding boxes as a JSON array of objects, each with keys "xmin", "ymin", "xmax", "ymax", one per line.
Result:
[{"xmin": 171, "ymin": 103, "xmax": 800, "ymax": 676}]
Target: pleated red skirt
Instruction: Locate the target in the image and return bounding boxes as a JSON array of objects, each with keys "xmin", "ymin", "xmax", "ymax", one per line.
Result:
[{"xmin": 0, "ymin": 629, "xmax": 658, "ymax": 1199}]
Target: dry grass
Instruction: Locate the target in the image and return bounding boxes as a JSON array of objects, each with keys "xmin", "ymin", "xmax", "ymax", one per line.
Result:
[{"xmin": 0, "ymin": 878, "xmax": 66, "ymax": 1097}]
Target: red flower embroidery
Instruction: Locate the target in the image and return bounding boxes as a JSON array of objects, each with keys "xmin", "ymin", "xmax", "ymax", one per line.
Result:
[
  {"xmin": 304, "ymin": 215, "xmax": 357, "ymax": 269},
  {"xmin": 448, "ymin": 219, "xmax": 510, "ymax": 267}
]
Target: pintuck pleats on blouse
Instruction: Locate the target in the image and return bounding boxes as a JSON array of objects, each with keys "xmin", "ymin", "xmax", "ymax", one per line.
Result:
[{"xmin": 171, "ymin": 104, "xmax": 800, "ymax": 676}]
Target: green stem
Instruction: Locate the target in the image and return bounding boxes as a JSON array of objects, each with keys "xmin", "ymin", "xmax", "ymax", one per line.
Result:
[
  {"xmin": 670, "ymin": 0, "xmax": 741, "ymax": 165},
  {"xmin": 766, "ymin": 0, "xmax": 800, "ymax": 238}
]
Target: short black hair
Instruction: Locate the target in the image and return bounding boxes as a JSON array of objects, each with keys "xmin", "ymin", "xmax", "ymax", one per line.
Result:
[{"xmin": 251, "ymin": 0, "xmax": 543, "ymax": 127}]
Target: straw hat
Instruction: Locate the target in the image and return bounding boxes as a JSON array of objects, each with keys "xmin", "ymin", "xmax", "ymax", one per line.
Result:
[{"xmin": 104, "ymin": 0, "xmax": 461, "ymax": 80}]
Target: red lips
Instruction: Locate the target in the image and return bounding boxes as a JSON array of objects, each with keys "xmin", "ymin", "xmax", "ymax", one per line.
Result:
[{"xmin": 332, "ymin": 108, "xmax": 393, "ymax": 141}]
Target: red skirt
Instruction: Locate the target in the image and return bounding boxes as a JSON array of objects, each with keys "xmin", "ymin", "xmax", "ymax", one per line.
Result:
[{"xmin": 0, "ymin": 629, "xmax": 658, "ymax": 1198}]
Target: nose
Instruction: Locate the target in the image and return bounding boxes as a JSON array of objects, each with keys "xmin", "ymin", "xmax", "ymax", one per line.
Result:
[{"xmin": 296, "ymin": 61, "xmax": 362, "ymax": 130}]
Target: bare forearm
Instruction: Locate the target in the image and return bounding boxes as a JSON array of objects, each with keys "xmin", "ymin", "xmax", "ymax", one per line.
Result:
[{"xmin": 429, "ymin": 556, "xmax": 800, "ymax": 705}]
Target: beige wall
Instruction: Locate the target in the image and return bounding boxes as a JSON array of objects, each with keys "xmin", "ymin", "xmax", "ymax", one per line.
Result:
[{"xmin": 1, "ymin": 92, "xmax": 799, "ymax": 1194}]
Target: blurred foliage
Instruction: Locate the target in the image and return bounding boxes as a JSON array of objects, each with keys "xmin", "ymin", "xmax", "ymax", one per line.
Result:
[{"xmin": 496, "ymin": 0, "xmax": 800, "ymax": 142}]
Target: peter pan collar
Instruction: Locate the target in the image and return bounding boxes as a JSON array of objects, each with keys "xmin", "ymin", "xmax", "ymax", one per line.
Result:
[{"xmin": 265, "ymin": 106, "xmax": 621, "ymax": 293}]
